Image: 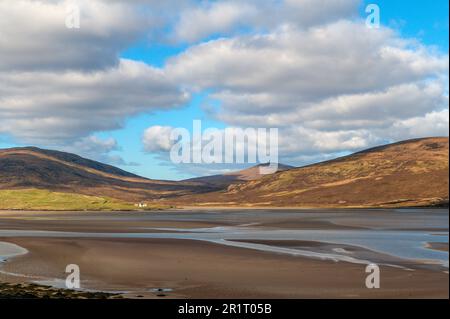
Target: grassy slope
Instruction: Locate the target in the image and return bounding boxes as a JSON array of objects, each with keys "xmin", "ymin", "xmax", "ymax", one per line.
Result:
[{"xmin": 0, "ymin": 189, "xmax": 160, "ymax": 211}]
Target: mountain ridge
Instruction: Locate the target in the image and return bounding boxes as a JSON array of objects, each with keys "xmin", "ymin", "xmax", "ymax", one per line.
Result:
[
  {"xmin": 0, "ymin": 147, "xmax": 215, "ymax": 202},
  {"xmin": 1, "ymin": 147, "xmax": 144, "ymax": 180},
  {"xmin": 169, "ymin": 137, "xmax": 450, "ymax": 208},
  {"xmin": 0, "ymin": 137, "xmax": 448, "ymax": 209}
]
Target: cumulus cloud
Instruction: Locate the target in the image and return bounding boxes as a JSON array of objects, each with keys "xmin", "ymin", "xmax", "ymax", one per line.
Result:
[
  {"xmin": 172, "ymin": 0, "xmax": 360, "ymax": 43},
  {"xmin": 0, "ymin": 59, "xmax": 188, "ymax": 144},
  {"xmin": 0, "ymin": 0, "xmax": 150, "ymax": 71},
  {"xmin": 165, "ymin": 19, "xmax": 449, "ymax": 164},
  {"xmin": 389, "ymin": 109, "xmax": 449, "ymax": 139},
  {"xmin": 70, "ymin": 135, "xmax": 118, "ymax": 155},
  {"xmin": 218, "ymin": 81, "xmax": 448, "ymax": 131},
  {"xmin": 142, "ymin": 126, "xmax": 176, "ymax": 152},
  {"xmin": 57, "ymin": 135, "xmax": 139, "ymax": 166},
  {"xmin": 167, "ymin": 22, "xmax": 448, "ymax": 98},
  {"xmin": 0, "ymin": 0, "xmax": 190, "ymax": 164},
  {"xmin": 173, "ymin": 1, "xmax": 257, "ymax": 43}
]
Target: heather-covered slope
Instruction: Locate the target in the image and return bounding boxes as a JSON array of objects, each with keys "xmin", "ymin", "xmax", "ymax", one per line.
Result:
[
  {"xmin": 173, "ymin": 138, "xmax": 449, "ymax": 208},
  {"xmin": 0, "ymin": 147, "xmax": 214, "ymax": 202},
  {"xmin": 1, "ymin": 138, "xmax": 448, "ymax": 209}
]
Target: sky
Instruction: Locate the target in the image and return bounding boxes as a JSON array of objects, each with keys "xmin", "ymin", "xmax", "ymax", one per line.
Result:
[{"xmin": 0, "ymin": 0, "xmax": 448, "ymax": 180}]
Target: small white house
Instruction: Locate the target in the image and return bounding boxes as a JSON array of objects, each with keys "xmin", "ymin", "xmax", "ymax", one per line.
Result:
[{"xmin": 135, "ymin": 202, "xmax": 148, "ymax": 208}]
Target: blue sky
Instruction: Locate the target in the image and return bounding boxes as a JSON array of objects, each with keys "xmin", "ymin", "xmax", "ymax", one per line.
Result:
[{"xmin": 0, "ymin": 0, "xmax": 448, "ymax": 180}]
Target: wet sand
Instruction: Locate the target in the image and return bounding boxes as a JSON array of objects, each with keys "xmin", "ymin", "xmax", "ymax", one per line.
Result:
[
  {"xmin": 0, "ymin": 211, "xmax": 229, "ymax": 233},
  {"xmin": 0, "ymin": 209, "xmax": 448, "ymax": 299},
  {"xmin": 0, "ymin": 237, "xmax": 447, "ymax": 299}
]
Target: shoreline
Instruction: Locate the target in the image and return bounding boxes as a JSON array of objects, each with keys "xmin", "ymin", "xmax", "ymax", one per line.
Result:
[{"xmin": 0, "ymin": 204, "xmax": 448, "ymax": 213}]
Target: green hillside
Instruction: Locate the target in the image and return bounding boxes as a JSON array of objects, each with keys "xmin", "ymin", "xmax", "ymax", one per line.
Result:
[{"xmin": 0, "ymin": 189, "xmax": 157, "ymax": 211}]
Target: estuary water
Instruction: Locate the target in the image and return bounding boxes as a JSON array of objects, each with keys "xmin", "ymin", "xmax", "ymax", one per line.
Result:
[{"xmin": 0, "ymin": 208, "xmax": 448, "ymax": 269}]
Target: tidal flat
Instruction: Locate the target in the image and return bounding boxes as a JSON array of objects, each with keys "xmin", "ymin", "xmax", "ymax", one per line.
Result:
[{"xmin": 0, "ymin": 209, "xmax": 448, "ymax": 299}]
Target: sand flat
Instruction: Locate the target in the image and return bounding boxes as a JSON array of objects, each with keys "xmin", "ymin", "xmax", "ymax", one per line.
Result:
[
  {"xmin": 0, "ymin": 209, "xmax": 448, "ymax": 298},
  {"xmin": 0, "ymin": 237, "xmax": 448, "ymax": 299}
]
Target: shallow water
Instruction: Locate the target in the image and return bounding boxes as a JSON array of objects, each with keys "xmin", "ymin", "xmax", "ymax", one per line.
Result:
[
  {"xmin": 0, "ymin": 208, "xmax": 448, "ymax": 269},
  {"xmin": 0, "ymin": 241, "xmax": 28, "ymax": 262}
]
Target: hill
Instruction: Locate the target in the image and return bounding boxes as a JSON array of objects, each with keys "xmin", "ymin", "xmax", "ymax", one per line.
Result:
[
  {"xmin": 0, "ymin": 147, "xmax": 214, "ymax": 204},
  {"xmin": 171, "ymin": 137, "xmax": 449, "ymax": 208},
  {"xmin": 1, "ymin": 138, "xmax": 448, "ymax": 209}
]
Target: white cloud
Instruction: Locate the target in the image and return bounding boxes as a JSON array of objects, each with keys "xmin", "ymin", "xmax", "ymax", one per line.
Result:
[
  {"xmin": 167, "ymin": 22, "xmax": 448, "ymax": 97},
  {"xmin": 165, "ymin": 20, "xmax": 449, "ymax": 163},
  {"xmin": 0, "ymin": 59, "xmax": 188, "ymax": 143},
  {"xmin": 142, "ymin": 126, "xmax": 176, "ymax": 152},
  {"xmin": 173, "ymin": 1, "xmax": 257, "ymax": 43},
  {"xmin": 0, "ymin": 0, "xmax": 150, "ymax": 71},
  {"xmin": 172, "ymin": 0, "xmax": 360, "ymax": 43},
  {"xmin": 0, "ymin": 0, "xmax": 190, "ymax": 153},
  {"xmin": 56, "ymin": 135, "xmax": 139, "ymax": 166},
  {"xmin": 71, "ymin": 135, "xmax": 118, "ymax": 154},
  {"xmin": 266, "ymin": 81, "xmax": 448, "ymax": 131},
  {"xmin": 390, "ymin": 109, "xmax": 449, "ymax": 139}
]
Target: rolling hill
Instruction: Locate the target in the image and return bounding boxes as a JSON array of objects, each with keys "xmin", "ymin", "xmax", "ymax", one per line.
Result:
[
  {"xmin": 0, "ymin": 138, "xmax": 448, "ymax": 209},
  {"xmin": 171, "ymin": 137, "xmax": 449, "ymax": 208},
  {"xmin": 0, "ymin": 147, "xmax": 215, "ymax": 204}
]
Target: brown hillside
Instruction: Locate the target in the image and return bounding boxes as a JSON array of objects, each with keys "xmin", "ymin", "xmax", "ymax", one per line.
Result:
[
  {"xmin": 0, "ymin": 147, "xmax": 215, "ymax": 202},
  {"xmin": 172, "ymin": 137, "xmax": 449, "ymax": 208}
]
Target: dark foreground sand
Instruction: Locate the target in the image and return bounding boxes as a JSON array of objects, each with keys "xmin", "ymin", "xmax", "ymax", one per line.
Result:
[{"xmin": 1, "ymin": 237, "xmax": 448, "ymax": 299}]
